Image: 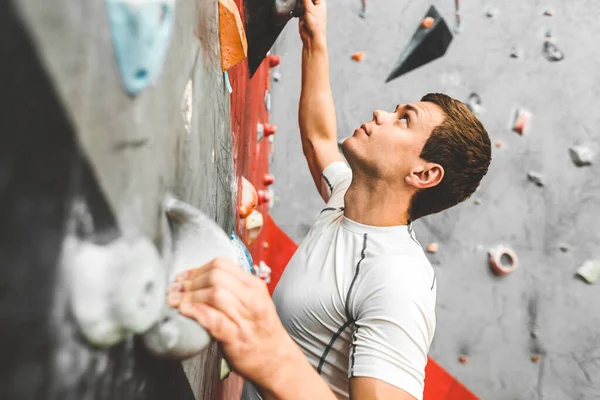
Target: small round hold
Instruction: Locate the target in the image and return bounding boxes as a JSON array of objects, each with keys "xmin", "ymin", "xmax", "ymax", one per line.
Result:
[
  {"xmin": 257, "ymin": 190, "xmax": 272, "ymax": 205},
  {"xmin": 268, "ymin": 55, "xmax": 281, "ymax": 68},
  {"xmin": 351, "ymin": 51, "xmax": 365, "ymax": 62},
  {"xmin": 543, "ymin": 8, "xmax": 554, "ymax": 17},
  {"xmin": 263, "ymin": 173, "xmax": 275, "ymax": 186},
  {"xmin": 474, "ymin": 199, "xmax": 482, "ymax": 205},
  {"xmin": 458, "ymin": 355, "xmax": 469, "ymax": 364},
  {"xmin": 488, "ymin": 245, "xmax": 518, "ymax": 276},
  {"xmin": 530, "ymin": 331, "xmax": 538, "ymax": 339},
  {"xmin": 531, "ymin": 354, "xmax": 542, "ymax": 363},
  {"xmin": 426, "ymin": 242, "xmax": 439, "ymax": 253},
  {"xmin": 263, "ymin": 123, "xmax": 277, "ymax": 137},
  {"xmin": 496, "ymin": 140, "xmax": 504, "ymax": 148},
  {"xmin": 421, "ymin": 16, "xmax": 435, "ymax": 28}
]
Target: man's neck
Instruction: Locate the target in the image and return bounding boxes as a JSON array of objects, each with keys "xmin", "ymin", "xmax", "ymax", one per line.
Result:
[{"xmin": 343, "ymin": 178, "xmax": 413, "ymax": 227}]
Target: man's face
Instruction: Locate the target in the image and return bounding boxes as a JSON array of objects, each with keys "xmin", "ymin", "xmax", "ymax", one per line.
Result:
[{"xmin": 342, "ymin": 101, "xmax": 446, "ymax": 182}]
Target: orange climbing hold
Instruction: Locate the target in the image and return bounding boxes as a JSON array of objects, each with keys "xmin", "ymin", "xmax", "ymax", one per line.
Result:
[
  {"xmin": 421, "ymin": 16, "xmax": 435, "ymax": 28},
  {"xmin": 351, "ymin": 51, "xmax": 365, "ymax": 62},
  {"xmin": 239, "ymin": 177, "xmax": 258, "ymax": 219},
  {"xmin": 219, "ymin": 0, "xmax": 248, "ymax": 72},
  {"xmin": 426, "ymin": 242, "xmax": 439, "ymax": 253}
]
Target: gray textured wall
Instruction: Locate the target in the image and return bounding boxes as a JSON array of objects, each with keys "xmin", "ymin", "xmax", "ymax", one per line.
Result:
[
  {"xmin": 2, "ymin": 0, "xmax": 234, "ymax": 398},
  {"xmin": 268, "ymin": 0, "xmax": 600, "ymax": 398}
]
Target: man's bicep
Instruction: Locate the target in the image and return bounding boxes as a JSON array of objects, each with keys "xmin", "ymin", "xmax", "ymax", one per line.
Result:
[
  {"xmin": 303, "ymin": 138, "xmax": 345, "ymax": 201},
  {"xmin": 349, "ymin": 377, "xmax": 416, "ymax": 400}
]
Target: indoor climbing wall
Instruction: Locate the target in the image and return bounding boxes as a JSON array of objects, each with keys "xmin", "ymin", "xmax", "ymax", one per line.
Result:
[
  {"xmin": 0, "ymin": 0, "xmax": 240, "ymax": 398},
  {"xmin": 268, "ymin": 0, "xmax": 600, "ymax": 399}
]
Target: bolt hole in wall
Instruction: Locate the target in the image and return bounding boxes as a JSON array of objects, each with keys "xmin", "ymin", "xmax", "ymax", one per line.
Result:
[
  {"xmin": 499, "ymin": 253, "xmax": 513, "ymax": 268},
  {"xmin": 136, "ymin": 68, "xmax": 149, "ymax": 80}
]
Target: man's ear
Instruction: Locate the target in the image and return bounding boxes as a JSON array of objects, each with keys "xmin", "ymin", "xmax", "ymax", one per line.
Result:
[{"xmin": 404, "ymin": 163, "xmax": 444, "ymax": 189}]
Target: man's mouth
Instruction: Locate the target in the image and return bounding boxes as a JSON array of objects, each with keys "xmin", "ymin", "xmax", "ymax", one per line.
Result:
[{"xmin": 360, "ymin": 124, "xmax": 369, "ymax": 136}]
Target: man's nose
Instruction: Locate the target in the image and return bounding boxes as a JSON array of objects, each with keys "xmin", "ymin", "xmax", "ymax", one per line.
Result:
[{"xmin": 373, "ymin": 110, "xmax": 388, "ymax": 125}]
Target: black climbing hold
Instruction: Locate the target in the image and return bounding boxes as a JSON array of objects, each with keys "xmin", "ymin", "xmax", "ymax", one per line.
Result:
[{"xmin": 386, "ymin": 5, "xmax": 453, "ymax": 83}]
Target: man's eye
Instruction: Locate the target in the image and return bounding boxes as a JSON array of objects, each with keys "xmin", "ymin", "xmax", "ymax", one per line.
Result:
[{"xmin": 400, "ymin": 114, "xmax": 409, "ymax": 124}]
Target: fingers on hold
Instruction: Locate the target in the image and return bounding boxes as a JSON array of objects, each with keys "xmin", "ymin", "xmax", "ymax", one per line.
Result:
[
  {"xmin": 167, "ymin": 291, "xmax": 183, "ymax": 308},
  {"xmin": 303, "ymin": 0, "xmax": 315, "ymax": 10},
  {"xmin": 181, "ymin": 303, "xmax": 237, "ymax": 344}
]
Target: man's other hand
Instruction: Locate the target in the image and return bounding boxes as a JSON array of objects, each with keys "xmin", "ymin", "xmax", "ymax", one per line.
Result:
[
  {"xmin": 299, "ymin": 0, "xmax": 327, "ymax": 47},
  {"xmin": 166, "ymin": 258, "xmax": 300, "ymax": 392}
]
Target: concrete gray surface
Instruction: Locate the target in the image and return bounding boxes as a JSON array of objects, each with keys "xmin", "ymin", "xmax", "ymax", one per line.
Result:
[{"xmin": 268, "ymin": 0, "xmax": 600, "ymax": 398}]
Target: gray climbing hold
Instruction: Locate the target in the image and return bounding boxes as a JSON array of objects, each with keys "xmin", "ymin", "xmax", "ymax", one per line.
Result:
[
  {"xmin": 543, "ymin": 41, "xmax": 564, "ymax": 62},
  {"xmin": 569, "ymin": 146, "xmax": 593, "ymax": 167},
  {"xmin": 527, "ymin": 171, "xmax": 544, "ymax": 187},
  {"xmin": 576, "ymin": 259, "xmax": 600, "ymax": 284}
]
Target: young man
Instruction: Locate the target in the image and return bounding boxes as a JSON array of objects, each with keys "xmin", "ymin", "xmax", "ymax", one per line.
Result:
[{"xmin": 167, "ymin": 0, "xmax": 491, "ymax": 398}]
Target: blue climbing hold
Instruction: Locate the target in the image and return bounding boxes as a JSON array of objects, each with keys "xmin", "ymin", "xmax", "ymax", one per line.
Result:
[
  {"xmin": 230, "ymin": 233, "xmax": 254, "ymax": 274},
  {"xmin": 106, "ymin": 0, "xmax": 176, "ymax": 95}
]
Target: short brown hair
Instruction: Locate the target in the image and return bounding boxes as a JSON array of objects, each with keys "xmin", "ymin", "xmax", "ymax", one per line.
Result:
[{"xmin": 408, "ymin": 93, "xmax": 491, "ymax": 220}]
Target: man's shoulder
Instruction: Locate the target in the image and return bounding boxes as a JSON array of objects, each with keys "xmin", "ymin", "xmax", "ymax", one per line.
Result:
[{"xmin": 359, "ymin": 250, "xmax": 435, "ymax": 295}]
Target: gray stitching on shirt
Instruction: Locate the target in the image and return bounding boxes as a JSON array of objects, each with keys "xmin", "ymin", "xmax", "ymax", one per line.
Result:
[
  {"xmin": 347, "ymin": 234, "xmax": 368, "ymax": 375},
  {"xmin": 320, "ymin": 207, "xmax": 344, "ymax": 214},
  {"xmin": 322, "ymin": 173, "xmax": 333, "ymax": 193},
  {"xmin": 316, "ymin": 234, "xmax": 368, "ymax": 376},
  {"xmin": 317, "ymin": 320, "xmax": 353, "ymax": 374}
]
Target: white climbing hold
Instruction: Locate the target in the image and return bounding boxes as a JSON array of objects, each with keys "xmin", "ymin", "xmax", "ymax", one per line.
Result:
[
  {"xmin": 484, "ymin": 6, "xmax": 499, "ymax": 19},
  {"xmin": 527, "ymin": 171, "xmax": 544, "ymax": 187},
  {"xmin": 576, "ymin": 259, "xmax": 600, "ymax": 284},
  {"xmin": 569, "ymin": 146, "xmax": 593, "ymax": 167},
  {"xmin": 143, "ymin": 195, "xmax": 239, "ymax": 359},
  {"xmin": 62, "ymin": 235, "xmax": 165, "ymax": 348},
  {"xmin": 467, "ymin": 93, "xmax": 483, "ymax": 115},
  {"xmin": 488, "ymin": 245, "xmax": 518, "ymax": 276},
  {"xmin": 181, "ymin": 79, "xmax": 193, "ymax": 133}
]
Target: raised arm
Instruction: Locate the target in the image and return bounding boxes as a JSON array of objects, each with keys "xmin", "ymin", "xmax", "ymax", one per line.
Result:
[{"xmin": 298, "ymin": 0, "xmax": 344, "ymax": 198}]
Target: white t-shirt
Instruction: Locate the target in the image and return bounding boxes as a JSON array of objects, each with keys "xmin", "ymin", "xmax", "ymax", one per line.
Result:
[{"xmin": 242, "ymin": 162, "xmax": 436, "ymax": 400}]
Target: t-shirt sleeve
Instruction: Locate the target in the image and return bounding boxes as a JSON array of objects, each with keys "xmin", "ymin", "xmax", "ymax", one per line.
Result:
[
  {"xmin": 348, "ymin": 272, "xmax": 435, "ymax": 400},
  {"xmin": 320, "ymin": 161, "xmax": 352, "ymax": 206}
]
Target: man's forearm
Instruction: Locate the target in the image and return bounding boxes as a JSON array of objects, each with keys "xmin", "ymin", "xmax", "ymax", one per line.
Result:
[
  {"xmin": 259, "ymin": 342, "xmax": 337, "ymax": 400},
  {"xmin": 299, "ymin": 40, "xmax": 337, "ymax": 150}
]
